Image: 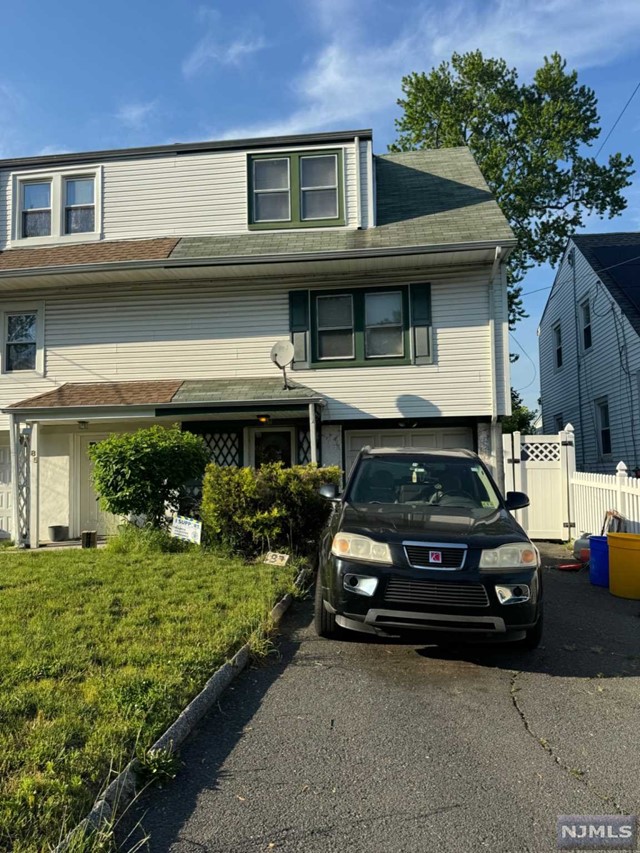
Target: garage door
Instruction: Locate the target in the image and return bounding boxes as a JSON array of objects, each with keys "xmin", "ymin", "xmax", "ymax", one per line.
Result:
[
  {"xmin": 0, "ymin": 443, "xmax": 12, "ymax": 539},
  {"xmin": 344, "ymin": 428, "xmax": 474, "ymax": 476}
]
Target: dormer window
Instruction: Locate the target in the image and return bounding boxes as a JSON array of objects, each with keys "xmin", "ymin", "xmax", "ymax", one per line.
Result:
[
  {"xmin": 248, "ymin": 150, "xmax": 344, "ymax": 229},
  {"xmin": 22, "ymin": 182, "xmax": 52, "ymax": 238},
  {"xmin": 13, "ymin": 168, "xmax": 101, "ymax": 244}
]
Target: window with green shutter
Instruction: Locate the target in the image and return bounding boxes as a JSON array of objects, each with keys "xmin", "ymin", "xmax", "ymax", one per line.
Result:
[{"xmin": 289, "ymin": 284, "xmax": 432, "ymax": 369}]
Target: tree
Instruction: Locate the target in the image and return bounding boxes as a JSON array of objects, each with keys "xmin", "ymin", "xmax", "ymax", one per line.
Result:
[
  {"xmin": 391, "ymin": 51, "xmax": 634, "ymax": 326},
  {"xmin": 88, "ymin": 425, "xmax": 209, "ymax": 527},
  {"xmin": 501, "ymin": 388, "xmax": 538, "ymax": 434}
]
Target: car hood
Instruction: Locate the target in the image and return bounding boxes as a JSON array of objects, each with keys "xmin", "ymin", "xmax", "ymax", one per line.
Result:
[{"xmin": 339, "ymin": 502, "xmax": 527, "ymax": 546}]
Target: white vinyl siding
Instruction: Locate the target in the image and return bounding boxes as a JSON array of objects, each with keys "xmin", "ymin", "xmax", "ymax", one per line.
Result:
[
  {"xmin": 539, "ymin": 241, "xmax": 640, "ymax": 473},
  {"xmin": 0, "ymin": 269, "xmax": 502, "ymax": 429},
  {"xmin": 0, "ymin": 139, "xmax": 368, "ymax": 248}
]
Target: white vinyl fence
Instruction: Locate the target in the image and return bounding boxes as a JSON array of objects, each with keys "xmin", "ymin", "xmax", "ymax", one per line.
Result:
[
  {"xmin": 504, "ymin": 425, "xmax": 640, "ymax": 539},
  {"xmin": 572, "ymin": 462, "xmax": 640, "ymax": 536}
]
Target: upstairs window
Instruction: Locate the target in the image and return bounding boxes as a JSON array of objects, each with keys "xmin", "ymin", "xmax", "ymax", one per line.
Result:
[
  {"xmin": 553, "ymin": 324, "xmax": 563, "ymax": 369},
  {"xmin": 22, "ymin": 182, "xmax": 52, "ymax": 238},
  {"xmin": 1, "ymin": 304, "xmax": 44, "ymax": 375},
  {"xmin": 64, "ymin": 177, "xmax": 95, "ymax": 234},
  {"xmin": 249, "ymin": 150, "xmax": 344, "ymax": 229},
  {"xmin": 14, "ymin": 169, "xmax": 101, "ymax": 243},
  {"xmin": 5, "ymin": 313, "xmax": 37, "ymax": 371},
  {"xmin": 581, "ymin": 299, "xmax": 592, "ymax": 350}
]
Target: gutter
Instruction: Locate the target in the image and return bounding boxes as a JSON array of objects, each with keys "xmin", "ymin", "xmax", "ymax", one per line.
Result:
[{"xmin": 0, "ymin": 238, "xmax": 517, "ymax": 280}]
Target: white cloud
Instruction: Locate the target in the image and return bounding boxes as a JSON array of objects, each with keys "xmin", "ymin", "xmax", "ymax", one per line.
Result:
[
  {"xmin": 115, "ymin": 100, "xmax": 159, "ymax": 130},
  {"xmin": 182, "ymin": 7, "xmax": 267, "ymax": 77},
  {"xmin": 218, "ymin": 0, "xmax": 640, "ymax": 139}
]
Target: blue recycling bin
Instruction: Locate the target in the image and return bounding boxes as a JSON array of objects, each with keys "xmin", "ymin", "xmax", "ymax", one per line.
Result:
[{"xmin": 589, "ymin": 535, "xmax": 609, "ymax": 588}]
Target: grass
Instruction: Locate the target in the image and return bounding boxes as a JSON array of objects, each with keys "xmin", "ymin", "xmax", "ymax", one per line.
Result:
[{"xmin": 0, "ymin": 541, "xmax": 298, "ymax": 852}]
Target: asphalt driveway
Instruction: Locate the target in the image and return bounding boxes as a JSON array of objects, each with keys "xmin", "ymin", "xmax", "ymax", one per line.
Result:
[{"xmin": 118, "ymin": 544, "xmax": 640, "ymax": 853}]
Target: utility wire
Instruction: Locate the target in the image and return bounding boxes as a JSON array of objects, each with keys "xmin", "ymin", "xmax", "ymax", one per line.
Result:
[
  {"xmin": 510, "ymin": 332, "xmax": 538, "ymax": 391},
  {"xmin": 595, "ymin": 81, "xmax": 640, "ymax": 160},
  {"xmin": 520, "ymin": 251, "xmax": 640, "ymax": 297}
]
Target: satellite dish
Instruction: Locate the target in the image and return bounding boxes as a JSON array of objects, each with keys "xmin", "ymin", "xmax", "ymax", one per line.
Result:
[
  {"xmin": 270, "ymin": 340, "xmax": 295, "ymax": 390},
  {"xmin": 270, "ymin": 340, "xmax": 294, "ymax": 369}
]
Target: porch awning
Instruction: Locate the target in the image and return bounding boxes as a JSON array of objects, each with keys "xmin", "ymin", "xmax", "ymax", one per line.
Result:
[{"xmin": 4, "ymin": 377, "xmax": 323, "ymax": 418}]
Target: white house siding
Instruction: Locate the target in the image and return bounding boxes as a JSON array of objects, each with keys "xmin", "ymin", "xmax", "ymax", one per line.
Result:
[
  {"xmin": 0, "ymin": 269, "xmax": 500, "ymax": 430},
  {"xmin": 0, "ymin": 140, "xmax": 366, "ymax": 249},
  {"xmin": 539, "ymin": 242, "xmax": 640, "ymax": 473}
]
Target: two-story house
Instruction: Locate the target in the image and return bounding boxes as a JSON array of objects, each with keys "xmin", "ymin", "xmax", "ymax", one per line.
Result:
[
  {"xmin": 539, "ymin": 232, "xmax": 640, "ymax": 473},
  {"xmin": 0, "ymin": 128, "xmax": 514, "ymax": 546}
]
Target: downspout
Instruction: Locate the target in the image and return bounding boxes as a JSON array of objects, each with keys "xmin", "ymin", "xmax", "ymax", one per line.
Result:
[
  {"xmin": 489, "ymin": 247, "xmax": 506, "ymax": 491},
  {"xmin": 366, "ymin": 139, "xmax": 375, "ymax": 228},
  {"xmin": 354, "ymin": 136, "xmax": 362, "ymax": 229},
  {"xmin": 309, "ymin": 402, "xmax": 318, "ymax": 464}
]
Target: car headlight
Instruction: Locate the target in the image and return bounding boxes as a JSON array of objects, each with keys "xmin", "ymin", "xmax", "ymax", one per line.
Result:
[
  {"xmin": 479, "ymin": 542, "xmax": 539, "ymax": 571},
  {"xmin": 332, "ymin": 533, "xmax": 392, "ymax": 564}
]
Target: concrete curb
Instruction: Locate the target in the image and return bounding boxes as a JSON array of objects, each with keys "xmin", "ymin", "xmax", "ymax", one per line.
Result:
[{"xmin": 55, "ymin": 562, "xmax": 313, "ymax": 851}]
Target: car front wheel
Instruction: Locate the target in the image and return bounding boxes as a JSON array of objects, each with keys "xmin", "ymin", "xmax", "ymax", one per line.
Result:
[
  {"xmin": 518, "ymin": 611, "xmax": 543, "ymax": 651},
  {"xmin": 314, "ymin": 573, "xmax": 341, "ymax": 639}
]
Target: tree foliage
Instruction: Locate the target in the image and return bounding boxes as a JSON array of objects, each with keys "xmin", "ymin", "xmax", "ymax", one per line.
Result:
[
  {"xmin": 501, "ymin": 388, "xmax": 538, "ymax": 434},
  {"xmin": 392, "ymin": 51, "xmax": 634, "ymax": 326},
  {"xmin": 88, "ymin": 425, "xmax": 209, "ymax": 527}
]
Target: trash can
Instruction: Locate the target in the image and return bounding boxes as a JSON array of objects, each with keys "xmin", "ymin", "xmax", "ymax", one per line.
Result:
[
  {"xmin": 48, "ymin": 525, "xmax": 69, "ymax": 542},
  {"xmin": 607, "ymin": 533, "xmax": 640, "ymax": 599},
  {"xmin": 589, "ymin": 535, "xmax": 609, "ymax": 587}
]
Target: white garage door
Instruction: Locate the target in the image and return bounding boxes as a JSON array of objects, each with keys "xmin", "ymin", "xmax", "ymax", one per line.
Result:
[
  {"xmin": 344, "ymin": 428, "xmax": 474, "ymax": 476},
  {"xmin": 0, "ymin": 442, "xmax": 12, "ymax": 539}
]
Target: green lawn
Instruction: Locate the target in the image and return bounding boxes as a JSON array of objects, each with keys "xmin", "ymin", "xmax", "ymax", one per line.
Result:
[{"xmin": 0, "ymin": 547, "xmax": 297, "ymax": 852}]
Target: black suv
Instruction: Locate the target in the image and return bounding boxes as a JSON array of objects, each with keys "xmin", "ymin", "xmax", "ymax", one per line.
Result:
[{"xmin": 315, "ymin": 448, "xmax": 542, "ymax": 649}]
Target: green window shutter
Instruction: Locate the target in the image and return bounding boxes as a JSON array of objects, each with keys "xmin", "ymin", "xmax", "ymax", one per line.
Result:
[
  {"xmin": 289, "ymin": 290, "xmax": 309, "ymax": 369},
  {"xmin": 410, "ymin": 283, "xmax": 432, "ymax": 364}
]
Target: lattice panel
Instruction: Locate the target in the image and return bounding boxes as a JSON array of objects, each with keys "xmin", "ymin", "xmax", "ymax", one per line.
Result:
[
  {"xmin": 521, "ymin": 442, "xmax": 560, "ymax": 463},
  {"xmin": 16, "ymin": 432, "xmax": 30, "ymax": 545},
  {"xmin": 202, "ymin": 432, "xmax": 241, "ymax": 467},
  {"xmin": 298, "ymin": 429, "xmax": 311, "ymax": 465}
]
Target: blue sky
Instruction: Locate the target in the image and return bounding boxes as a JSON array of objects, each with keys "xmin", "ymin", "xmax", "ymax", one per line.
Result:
[{"xmin": 2, "ymin": 0, "xmax": 640, "ymax": 411}]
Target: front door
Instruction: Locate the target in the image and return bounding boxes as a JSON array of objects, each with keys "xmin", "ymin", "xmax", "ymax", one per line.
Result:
[
  {"xmin": 253, "ymin": 429, "xmax": 294, "ymax": 467},
  {"xmin": 78, "ymin": 436, "xmax": 117, "ymax": 535}
]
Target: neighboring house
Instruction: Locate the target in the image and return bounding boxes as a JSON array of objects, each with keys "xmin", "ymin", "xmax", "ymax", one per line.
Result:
[
  {"xmin": 0, "ymin": 128, "xmax": 515, "ymax": 545},
  {"xmin": 539, "ymin": 232, "xmax": 640, "ymax": 473}
]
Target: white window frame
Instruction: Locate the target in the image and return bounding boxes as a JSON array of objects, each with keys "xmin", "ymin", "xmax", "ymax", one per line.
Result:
[
  {"xmin": 364, "ymin": 290, "xmax": 405, "ymax": 359},
  {"xmin": 553, "ymin": 323, "xmax": 563, "ymax": 370},
  {"xmin": 595, "ymin": 398, "xmax": 612, "ymax": 457},
  {"xmin": 299, "ymin": 154, "xmax": 339, "ymax": 222},
  {"xmin": 0, "ymin": 301, "xmax": 45, "ymax": 375},
  {"xmin": 252, "ymin": 158, "xmax": 291, "ymax": 223},
  {"xmin": 316, "ymin": 293, "xmax": 355, "ymax": 361},
  {"xmin": 12, "ymin": 166, "xmax": 102, "ymax": 246},
  {"xmin": 581, "ymin": 298, "xmax": 592, "ymax": 351}
]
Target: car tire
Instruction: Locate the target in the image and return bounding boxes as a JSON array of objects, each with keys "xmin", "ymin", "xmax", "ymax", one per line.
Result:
[
  {"xmin": 518, "ymin": 611, "xmax": 543, "ymax": 651},
  {"xmin": 314, "ymin": 572, "xmax": 341, "ymax": 639}
]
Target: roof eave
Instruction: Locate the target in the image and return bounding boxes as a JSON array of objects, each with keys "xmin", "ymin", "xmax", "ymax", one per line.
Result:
[{"xmin": 0, "ymin": 238, "xmax": 517, "ymax": 279}]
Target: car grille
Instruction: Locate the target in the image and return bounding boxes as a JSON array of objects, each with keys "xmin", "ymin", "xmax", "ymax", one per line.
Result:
[
  {"xmin": 384, "ymin": 578, "xmax": 490, "ymax": 608},
  {"xmin": 403, "ymin": 543, "xmax": 467, "ymax": 569}
]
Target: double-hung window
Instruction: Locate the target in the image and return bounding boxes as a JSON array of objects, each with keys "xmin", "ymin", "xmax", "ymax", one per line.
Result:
[
  {"xmin": 1, "ymin": 304, "xmax": 44, "ymax": 374},
  {"xmin": 596, "ymin": 399, "xmax": 612, "ymax": 456},
  {"xmin": 581, "ymin": 299, "xmax": 592, "ymax": 350},
  {"xmin": 14, "ymin": 169, "xmax": 100, "ymax": 243},
  {"xmin": 249, "ymin": 150, "xmax": 344, "ymax": 228},
  {"xmin": 289, "ymin": 284, "xmax": 432, "ymax": 369},
  {"xmin": 553, "ymin": 324, "xmax": 563, "ymax": 369}
]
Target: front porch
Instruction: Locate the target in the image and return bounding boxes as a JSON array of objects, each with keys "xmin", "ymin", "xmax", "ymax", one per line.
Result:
[{"xmin": 4, "ymin": 377, "xmax": 324, "ymax": 548}]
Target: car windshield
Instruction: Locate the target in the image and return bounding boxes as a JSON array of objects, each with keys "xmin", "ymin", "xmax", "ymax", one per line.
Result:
[{"xmin": 346, "ymin": 456, "xmax": 501, "ymax": 510}]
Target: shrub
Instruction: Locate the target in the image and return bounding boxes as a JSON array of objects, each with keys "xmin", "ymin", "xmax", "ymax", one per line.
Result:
[
  {"xmin": 88, "ymin": 425, "xmax": 209, "ymax": 528},
  {"xmin": 201, "ymin": 463, "xmax": 341, "ymax": 556},
  {"xmin": 107, "ymin": 525, "xmax": 195, "ymax": 555}
]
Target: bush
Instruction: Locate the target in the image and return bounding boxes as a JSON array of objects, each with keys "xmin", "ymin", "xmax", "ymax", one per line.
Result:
[
  {"xmin": 201, "ymin": 463, "xmax": 341, "ymax": 556},
  {"xmin": 88, "ymin": 425, "xmax": 209, "ymax": 528}
]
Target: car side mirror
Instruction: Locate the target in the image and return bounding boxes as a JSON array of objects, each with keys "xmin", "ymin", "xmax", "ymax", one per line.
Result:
[
  {"xmin": 505, "ymin": 491, "xmax": 529, "ymax": 511},
  {"xmin": 318, "ymin": 483, "xmax": 340, "ymax": 501}
]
